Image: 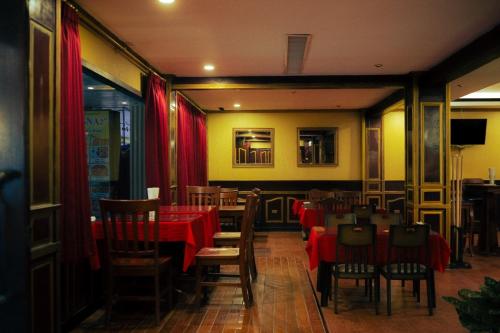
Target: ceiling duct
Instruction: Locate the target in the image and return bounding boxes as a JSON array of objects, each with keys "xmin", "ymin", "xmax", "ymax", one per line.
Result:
[{"xmin": 284, "ymin": 34, "xmax": 311, "ymax": 74}]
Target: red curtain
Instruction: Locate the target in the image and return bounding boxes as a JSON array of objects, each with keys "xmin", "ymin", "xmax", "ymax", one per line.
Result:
[
  {"xmin": 145, "ymin": 74, "xmax": 170, "ymax": 204},
  {"xmin": 60, "ymin": 3, "xmax": 93, "ymax": 262},
  {"xmin": 177, "ymin": 95, "xmax": 207, "ymax": 204}
]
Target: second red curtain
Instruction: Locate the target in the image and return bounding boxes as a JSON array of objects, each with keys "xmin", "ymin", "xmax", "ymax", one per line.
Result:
[
  {"xmin": 177, "ymin": 95, "xmax": 207, "ymax": 204},
  {"xmin": 145, "ymin": 74, "xmax": 170, "ymax": 204}
]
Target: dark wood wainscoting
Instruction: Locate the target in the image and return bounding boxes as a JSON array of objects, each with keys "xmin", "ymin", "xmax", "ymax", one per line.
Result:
[{"xmin": 209, "ymin": 180, "xmax": 362, "ymax": 230}]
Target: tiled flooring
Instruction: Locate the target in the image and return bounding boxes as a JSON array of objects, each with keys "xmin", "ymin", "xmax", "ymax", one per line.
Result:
[{"xmin": 74, "ymin": 232, "xmax": 500, "ymax": 333}]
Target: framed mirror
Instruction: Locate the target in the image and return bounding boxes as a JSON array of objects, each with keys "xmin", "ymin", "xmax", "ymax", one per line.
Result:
[
  {"xmin": 233, "ymin": 128, "xmax": 274, "ymax": 167},
  {"xmin": 298, "ymin": 127, "xmax": 338, "ymax": 166}
]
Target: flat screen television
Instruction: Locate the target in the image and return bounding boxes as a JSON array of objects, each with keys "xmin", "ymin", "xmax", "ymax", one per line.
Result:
[{"xmin": 451, "ymin": 119, "xmax": 487, "ymax": 145}]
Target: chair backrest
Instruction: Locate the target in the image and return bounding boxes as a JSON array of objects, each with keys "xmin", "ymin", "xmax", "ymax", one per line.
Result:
[
  {"xmin": 324, "ymin": 212, "xmax": 356, "ymax": 228},
  {"xmin": 239, "ymin": 194, "xmax": 258, "ymax": 259},
  {"xmin": 220, "ymin": 190, "xmax": 238, "ymax": 206},
  {"xmin": 99, "ymin": 199, "xmax": 160, "ymax": 264},
  {"xmin": 337, "ymin": 191, "xmax": 362, "ymax": 213},
  {"xmin": 336, "ymin": 224, "xmax": 377, "ymax": 273},
  {"xmin": 370, "ymin": 213, "xmax": 401, "ymax": 227},
  {"xmin": 186, "ymin": 186, "xmax": 220, "ymax": 206},
  {"xmin": 308, "ymin": 188, "xmax": 329, "ymax": 203},
  {"xmin": 220, "ymin": 187, "xmax": 238, "ymax": 193},
  {"xmin": 387, "ymin": 224, "xmax": 430, "ymax": 275},
  {"xmin": 352, "ymin": 204, "xmax": 375, "ymax": 219}
]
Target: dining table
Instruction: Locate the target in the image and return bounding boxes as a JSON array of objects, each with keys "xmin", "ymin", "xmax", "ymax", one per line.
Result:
[
  {"xmin": 306, "ymin": 226, "xmax": 451, "ymax": 306},
  {"xmin": 91, "ymin": 213, "xmax": 207, "ymax": 272},
  {"xmin": 159, "ymin": 205, "xmax": 221, "ymax": 247}
]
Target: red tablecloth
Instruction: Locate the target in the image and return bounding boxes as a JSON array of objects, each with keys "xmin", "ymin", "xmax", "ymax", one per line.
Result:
[
  {"xmin": 292, "ymin": 199, "xmax": 305, "ymax": 215},
  {"xmin": 91, "ymin": 214, "xmax": 205, "ymax": 272},
  {"xmin": 306, "ymin": 226, "xmax": 451, "ymax": 272},
  {"xmin": 299, "ymin": 207, "xmax": 324, "ymax": 228},
  {"xmin": 160, "ymin": 205, "xmax": 221, "ymax": 247}
]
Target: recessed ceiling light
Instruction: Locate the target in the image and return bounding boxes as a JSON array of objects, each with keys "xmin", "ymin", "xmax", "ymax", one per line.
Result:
[
  {"xmin": 159, "ymin": 0, "xmax": 175, "ymax": 4},
  {"xmin": 234, "ymin": 103, "xmax": 241, "ymax": 108},
  {"xmin": 87, "ymin": 86, "xmax": 94, "ymax": 90},
  {"xmin": 121, "ymin": 101, "xmax": 128, "ymax": 105},
  {"xmin": 252, "ymin": 135, "xmax": 256, "ymax": 138},
  {"xmin": 204, "ymin": 64, "xmax": 215, "ymax": 71},
  {"xmin": 374, "ymin": 64, "xmax": 383, "ymax": 68}
]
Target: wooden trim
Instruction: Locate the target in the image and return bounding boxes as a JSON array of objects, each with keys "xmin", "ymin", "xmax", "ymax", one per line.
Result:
[
  {"xmin": 172, "ymin": 75, "xmax": 406, "ymax": 90},
  {"xmin": 423, "ymin": 24, "xmax": 500, "ymax": 85},
  {"xmin": 365, "ymin": 89, "xmax": 405, "ymax": 117},
  {"xmin": 176, "ymin": 91, "xmax": 206, "ymax": 115},
  {"xmin": 205, "ymin": 108, "xmax": 365, "ymax": 114}
]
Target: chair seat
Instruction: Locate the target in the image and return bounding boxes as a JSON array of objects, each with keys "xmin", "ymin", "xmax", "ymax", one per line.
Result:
[
  {"xmin": 335, "ymin": 264, "xmax": 376, "ymax": 273},
  {"xmin": 213, "ymin": 232, "xmax": 241, "ymax": 239},
  {"xmin": 196, "ymin": 247, "xmax": 239, "ymax": 259},
  {"xmin": 112, "ymin": 256, "xmax": 172, "ymax": 268},
  {"xmin": 381, "ymin": 263, "xmax": 427, "ymax": 277}
]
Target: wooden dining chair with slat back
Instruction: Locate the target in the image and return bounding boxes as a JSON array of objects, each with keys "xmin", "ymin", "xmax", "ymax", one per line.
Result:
[
  {"xmin": 333, "ymin": 224, "xmax": 380, "ymax": 315},
  {"xmin": 212, "ymin": 192, "xmax": 260, "ymax": 281},
  {"xmin": 352, "ymin": 203, "xmax": 376, "ymax": 225},
  {"xmin": 186, "ymin": 186, "xmax": 220, "ymax": 206},
  {"xmin": 195, "ymin": 194, "xmax": 258, "ymax": 309},
  {"xmin": 380, "ymin": 224, "xmax": 434, "ymax": 316},
  {"xmin": 99, "ymin": 199, "xmax": 173, "ymax": 326}
]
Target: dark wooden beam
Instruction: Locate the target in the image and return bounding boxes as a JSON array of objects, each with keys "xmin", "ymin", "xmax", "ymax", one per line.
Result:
[
  {"xmin": 365, "ymin": 89, "xmax": 405, "ymax": 117},
  {"xmin": 171, "ymin": 75, "xmax": 406, "ymax": 90},
  {"xmin": 422, "ymin": 24, "xmax": 500, "ymax": 85}
]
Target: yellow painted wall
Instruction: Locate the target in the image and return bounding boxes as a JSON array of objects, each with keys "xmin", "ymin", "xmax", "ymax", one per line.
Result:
[
  {"xmin": 451, "ymin": 110, "xmax": 500, "ymax": 179},
  {"xmin": 207, "ymin": 112, "xmax": 362, "ymax": 180},
  {"xmin": 382, "ymin": 110, "xmax": 405, "ymax": 180},
  {"xmin": 79, "ymin": 24, "xmax": 142, "ymax": 92}
]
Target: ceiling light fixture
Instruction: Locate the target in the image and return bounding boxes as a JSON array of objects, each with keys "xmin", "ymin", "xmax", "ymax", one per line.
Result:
[
  {"xmin": 87, "ymin": 86, "xmax": 94, "ymax": 90},
  {"xmin": 121, "ymin": 101, "xmax": 128, "ymax": 105},
  {"xmin": 374, "ymin": 64, "xmax": 383, "ymax": 68},
  {"xmin": 159, "ymin": 0, "xmax": 175, "ymax": 4},
  {"xmin": 203, "ymin": 64, "xmax": 215, "ymax": 71},
  {"xmin": 234, "ymin": 103, "xmax": 241, "ymax": 108}
]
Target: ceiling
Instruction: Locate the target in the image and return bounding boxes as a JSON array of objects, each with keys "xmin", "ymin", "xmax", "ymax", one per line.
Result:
[{"xmin": 76, "ymin": 0, "xmax": 500, "ymax": 111}]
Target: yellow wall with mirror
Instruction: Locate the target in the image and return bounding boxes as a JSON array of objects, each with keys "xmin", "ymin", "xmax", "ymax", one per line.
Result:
[{"xmin": 207, "ymin": 111, "xmax": 362, "ymax": 180}]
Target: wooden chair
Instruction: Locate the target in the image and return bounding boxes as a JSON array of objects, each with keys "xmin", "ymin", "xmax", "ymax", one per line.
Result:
[
  {"xmin": 186, "ymin": 185, "xmax": 220, "ymax": 206},
  {"xmin": 333, "ymin": 224, "xmax": 380, "ymax": 315},
  {"xmin": 220, "ymin": 190, "xmax": 238, "ymax": 206},
  {"xmin": 212, "ymin": 194, "xmax": 260, "ymax": 280},
  {"xmin": 370, "ymin": 213, "xmax": 402, "ymax": 227},
  {"xmin": 352, "ymin": 204, "xmax": 376, "ymax": 225},
  {"xmin": 380, "ymin": 224, "xmax": 434, "ymax": 316},
  {"xmin": 99, "ymin": 199, "xmax": 173, "ymax": 325},
  {"xmin": 195, "ymin": 194, "xmax": 258, "ymax": 308},
  {"xmin": 308, "ymin": 188, "xmax": 329, "ymax": 204},
  {"xmin": 337, "ymin": 191, "xmax": 362, "ymax": 213}
]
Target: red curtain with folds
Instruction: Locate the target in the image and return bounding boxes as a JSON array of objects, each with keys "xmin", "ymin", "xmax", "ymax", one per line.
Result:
[
  {"xmin": 145, "ymin": 74, "xmax": 170, "ymax": 204},
  {"xmin": 177, "ymin": 95, "xmax": 208, "ymax": 204},
  {"xmin": 60, "ymin": 3, "xmax": 93, "ymax": 262}
]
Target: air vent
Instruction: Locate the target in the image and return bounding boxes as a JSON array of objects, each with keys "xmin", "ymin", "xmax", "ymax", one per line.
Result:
[{"xmin": 284, "ymin": 34, "xmax": 311, "ymax": 74}]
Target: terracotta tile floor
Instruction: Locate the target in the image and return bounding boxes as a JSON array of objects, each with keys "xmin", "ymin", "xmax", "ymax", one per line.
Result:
[{"xmin": 74, "ymin": 232, "xmax": 500, "ymax": 333}]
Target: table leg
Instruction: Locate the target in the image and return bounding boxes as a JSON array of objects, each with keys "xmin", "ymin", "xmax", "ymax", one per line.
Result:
[{"xmin": 319, "ymin": 261, "xmax": 331, "ymax": 307}]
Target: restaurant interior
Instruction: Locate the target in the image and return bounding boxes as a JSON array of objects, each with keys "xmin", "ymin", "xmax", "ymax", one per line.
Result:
[{"xmin": 1, "ymin": 1, "xmax": 500, "ymax": 332}]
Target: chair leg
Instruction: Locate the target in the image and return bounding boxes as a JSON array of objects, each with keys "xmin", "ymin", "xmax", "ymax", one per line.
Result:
[
  {"xmin": 105, "ymin": 273, "xmax": 113, "ymax": 327},
  {"xmin": 167, "ymin": 264, "xmax": 173, "ymax": 310},
  {"xmin": 246, "ymin": 270, "xmax": 254, "ymax": 305},
  {"xmin": 387, "ymin": 279, "xmax": 392, "ymax": 316},
  {"xmin": 249, "ymin": 243, "xmax": 258, "ymax": 280},
  {"xmin": 416, "ymin": 280, "xmax": 421, "ymax": 303},
  {"xmin": 412, "ymin": 279, "xmax": 417, "ymax": 297},
  {"xmin": 368, "ymin": 279, "xmax": 372, "ymax": 302},
  {"xmin": 334, "ymin": 276, "xmax": 339, "ymax": 314},
  {"xmin": 155, "ymin": 273, "xmax": 160, "ymax": 325},
  {"xmin": 195, "ymin": 262, "xmax": 203, "ymax": 309},
  {"xmin": 430, "ymin": 270, "xmax": 436, "ymax": 308},
  {"xmin": 240, "ymin": 267, "xmax": 251, "ymax": 308},
  {"xmin": 401, "ymin": 280, "xmax": 405, "ymax": 287},
  {"xmin": 426, "ymin": 277, "xmax": 433, "ymax": 316},
  {"xmin": 375, "ymin": 275, "xmax": 380, "ymax": 315}
]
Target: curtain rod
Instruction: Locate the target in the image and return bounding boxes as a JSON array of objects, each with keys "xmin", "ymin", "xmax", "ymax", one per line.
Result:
[
  {"xmin": 176, "ymin": 91, "xmax": 207, "ymax": 116},
  {"xmin": 64, "ymin": 0, "xmax": 165, "ymax": 80}
]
